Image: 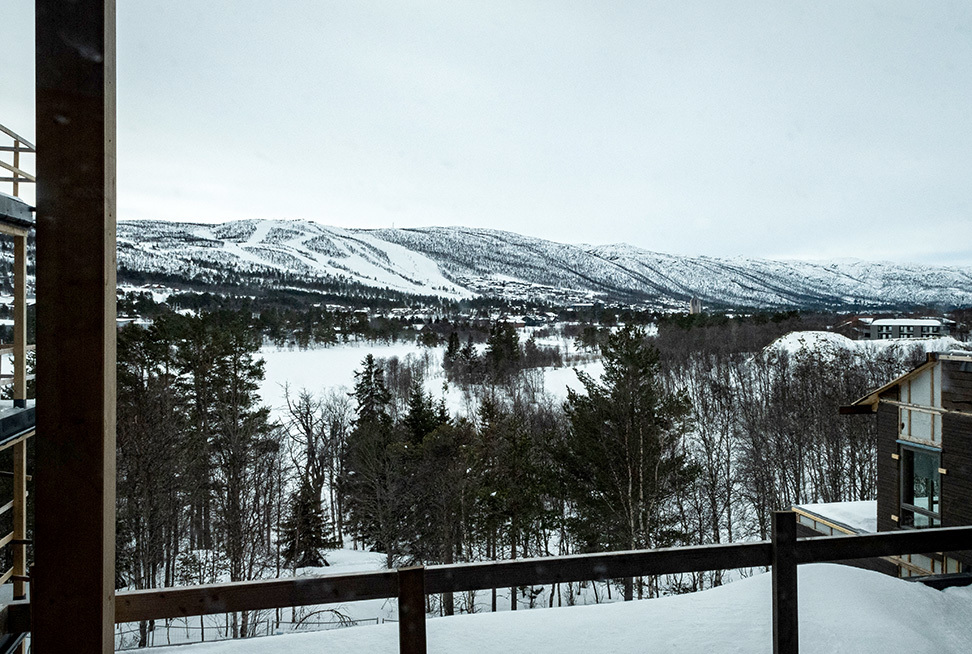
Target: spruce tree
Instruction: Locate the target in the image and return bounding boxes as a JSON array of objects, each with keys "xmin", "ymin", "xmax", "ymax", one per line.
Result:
[
  {"xmin": 562, "ymin": 325, "xmax": 696, "ymax": 593},
  {"xmin": 342, "ymin": 355, "xmax": 405, "ymax": 568},
  {"xmin": 280, "ymin": 477, "xmax": 337, "ymax": 568}
]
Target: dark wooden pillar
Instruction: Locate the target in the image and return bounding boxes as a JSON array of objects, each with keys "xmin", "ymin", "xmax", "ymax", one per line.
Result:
[
  {"xmin": 33, "ymin": 1, "xmax": 117, "ymax": 652},
  {"xmin": 398, "ymin": 566, "xmax": 427, "ymax": 654},
  {"xmin": 772, "ymin": 511, "xmax": 798, "ymax": 654}
]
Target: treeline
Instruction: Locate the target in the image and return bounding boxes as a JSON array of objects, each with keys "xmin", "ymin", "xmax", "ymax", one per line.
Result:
[
  {"xmin": 116, "ymin": 311, "xmax": 283, "ymax": 644},
  {"xmin": 113, "ymin": 307, "xmax": 946, "ymax": 644},
  {"xmin": 337, "ymin": 326, "xmax": 695, "ymax": 610}
]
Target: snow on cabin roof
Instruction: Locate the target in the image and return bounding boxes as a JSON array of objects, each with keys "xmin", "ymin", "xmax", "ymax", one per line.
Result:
[
  {"xmin": 794, "ymin": 500, "xmax": 877, "ymax": 534},
  {"xmin": 871, "ymin": 318, "xmax": 942, "ymax": 326}
]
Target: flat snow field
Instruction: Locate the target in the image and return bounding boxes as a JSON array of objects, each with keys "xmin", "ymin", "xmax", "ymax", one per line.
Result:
[
  {"xmin": 148, "ymin": 564, "xmax": 972, "ymax": 654},
  {"xmin": 259, "ymin": 341, "xmax": 602, "ymax": 420}
]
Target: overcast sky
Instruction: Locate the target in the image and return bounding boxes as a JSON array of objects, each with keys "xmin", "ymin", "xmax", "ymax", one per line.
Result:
[{"xmin": 2, "ymin": 2, "xmax": 971, "ymax": 265}]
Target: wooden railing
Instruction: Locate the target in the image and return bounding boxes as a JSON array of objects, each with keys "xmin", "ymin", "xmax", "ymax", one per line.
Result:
[
  {"xmin": 0, "ymin": 125, "xmax": 35, "ymax": 199},
  {"xmin": 1, "ymin": 514, "xmax": 970, "ymax": 654}
]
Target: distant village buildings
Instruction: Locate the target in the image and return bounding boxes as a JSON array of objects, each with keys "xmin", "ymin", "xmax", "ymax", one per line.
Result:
[
  {"xmin": 865, "ymin": 318, "xmax": 949, "ymax": 340},
  {"xmin": 689, "ymin": 297, "xmax": 702, "ymax": 314}
]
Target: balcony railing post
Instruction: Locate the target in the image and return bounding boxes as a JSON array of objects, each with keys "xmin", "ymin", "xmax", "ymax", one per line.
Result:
[
  {"xmin": 772, "ymin": 511, "xmax": 798, "ymax": 654},
  {"xmin": 398, "ymin": 566, "xmax": 427, "ymax": 654},
  {"xmin": 12, "ymin": 140, "xmax": 19, "ymax": 198}
]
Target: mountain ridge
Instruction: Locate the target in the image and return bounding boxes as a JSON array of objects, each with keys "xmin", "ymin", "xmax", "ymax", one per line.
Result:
[{"xmin": 115, "ymin": 219, "xmax": 972, "ymax": 309}]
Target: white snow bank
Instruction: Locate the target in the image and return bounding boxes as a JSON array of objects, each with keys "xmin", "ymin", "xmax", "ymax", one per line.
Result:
[
  {"xmin": 795, "ymin": 500, "xmax": 877, "ymax": 533},
  {"xmin": 148, "ymin": 564, "xmax": 972, "ymax": 654},
  {"xmin": 766, "ymin": 331, "xmax": 970, "ymax": 356}
]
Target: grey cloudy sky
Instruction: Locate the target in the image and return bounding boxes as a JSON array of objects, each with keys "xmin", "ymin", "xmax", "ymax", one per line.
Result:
[{"xmin": 3, "ymin": 2, "xmax": 971, "ymax": 265}]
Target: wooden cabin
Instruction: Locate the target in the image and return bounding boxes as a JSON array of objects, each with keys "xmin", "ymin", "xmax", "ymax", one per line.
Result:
[{"xmin": 833, "ymin": 352, "xmax": 972, "ymax": 577}]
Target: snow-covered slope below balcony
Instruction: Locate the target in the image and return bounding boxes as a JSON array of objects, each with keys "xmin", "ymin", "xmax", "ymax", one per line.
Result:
[{"xmin": 116, "ymin": 219, "xmax": 469, "ymax": 299}]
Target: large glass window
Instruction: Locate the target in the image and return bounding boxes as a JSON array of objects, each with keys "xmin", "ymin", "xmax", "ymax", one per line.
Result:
[{"xmin": 900, "ymin": 447, "xmax": 941, "ymax": 528}]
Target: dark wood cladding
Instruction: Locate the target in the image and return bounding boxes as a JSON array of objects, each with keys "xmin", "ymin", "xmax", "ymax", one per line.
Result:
[
  {"xmin": 942, "ymin": 411, "xmax": 972, "ymax": 566},
  {"xmin": 942, "ymin": 361, "xmax": 972, "ymax": 413},
  {"xmin": 876, "ymin": 401, "xmax": 899, "ymax": 533}
]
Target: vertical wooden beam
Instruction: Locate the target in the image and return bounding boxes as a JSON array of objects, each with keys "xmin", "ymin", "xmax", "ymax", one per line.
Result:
[
  {"xmin": 33, "ymin": 1, "xmax": 117, "ymax": 652},
  {"xmin": 398, "ymin": 566, "xmax": 427, "ymax": 654},
  {"xmin": 12, "ymin": 142, "xmax": 20, "ymax": 198},
  {"xmin": 772, "ymin": 511, "xmax": 799, "ymax": 654},
  {"xmin": 12, "ymin": 234, "xmax": 27, "ymax": 607}
]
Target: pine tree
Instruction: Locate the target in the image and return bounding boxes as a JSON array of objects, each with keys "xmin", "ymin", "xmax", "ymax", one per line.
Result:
[
  {"xmin": 562, "ymin": 325, "xmax": 696, "ymax": 597},
  {"xmin": 342, "ymin": 355, "xmax": 405, "ymax": 568},
  {"xmin": 280, "ymin": 477, "xmax": 338, "ymax": 568}
]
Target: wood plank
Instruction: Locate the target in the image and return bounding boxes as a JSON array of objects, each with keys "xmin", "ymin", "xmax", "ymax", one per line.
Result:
[
  {"xmin": 115, "ymin": 570, "xmax": 399, "ymax": 624},
  {"xmin": 0, "ymin": 501, "xmax": 14, "ymax": 517},
  {"xmin": 0, "ymin": 125, "xmax": 34, "ymax": 149},
  {"xmin": 0, "ymin": 567, "xmax": 13, "ymax": 586},
  {"xmin": 0, "ymin": 161, "xmax": 34, "ymax": 182},
  {"xmin": 33, "ymin": 1, "xmax": 118, "ymax": 652},
  {"xmin": 0, "ymin": 532, "xmax": 14, "ymax": 548},
  {"xmin": 795, "ymin": 525, "xmax": 972, "ymax": 563},
  {"xmin": 424, "ymin": 541, "xmax": 772, "ymax": 594},
  {"xmin": 13, "ymin": 232, "xmax": 27, "ymax": 604}
]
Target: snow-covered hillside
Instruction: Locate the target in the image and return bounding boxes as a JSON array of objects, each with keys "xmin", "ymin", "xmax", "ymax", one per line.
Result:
[
  {"xmin": 116, "ymin": 219, "xmax": 972, "ymax": 309},
  {"xmin": 147, "ymin": 564, "xmax": 972, "ymax": 654},
  {"xmin": 117, "ymin": 219, "xmax": 469, "ymax": 299}
]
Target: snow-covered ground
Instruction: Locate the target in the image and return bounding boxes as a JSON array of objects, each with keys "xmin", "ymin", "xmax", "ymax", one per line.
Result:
[
  {"xmin": 258, "ymin": 338, "xmax": 602, "ymax": 422},
  {"xmin": 147, "ymin": 564, "xmax": 972, "ymax": 654}
]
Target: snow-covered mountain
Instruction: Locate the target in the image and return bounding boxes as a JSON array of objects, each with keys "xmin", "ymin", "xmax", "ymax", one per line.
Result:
[{"xmin": 116, "ymin": 219, "xmax": 972, "ymax": 309}]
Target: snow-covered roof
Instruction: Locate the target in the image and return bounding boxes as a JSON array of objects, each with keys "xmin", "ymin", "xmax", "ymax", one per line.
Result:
[
  {"xmin": 871, "ymin": 318, "xmax": 942, "ymax": 326},
  {"xmin": 794, "ymin": 500, "xmax": 877, "ymax": 534}
]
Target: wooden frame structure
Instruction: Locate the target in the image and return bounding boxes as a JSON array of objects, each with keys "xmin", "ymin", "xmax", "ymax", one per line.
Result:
[
  {"xmin": 0, "ymin": 122, "xmax": 36, "ymax": 654},
  {"xmin": 0, "ymin": 125, "xmax": 35, "ymax": 200},
  {"xmin": 32, "ymin": 0, "xmax": 117, "ymax": 652}
]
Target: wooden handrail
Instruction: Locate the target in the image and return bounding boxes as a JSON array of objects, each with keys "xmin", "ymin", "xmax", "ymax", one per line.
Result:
[
  {"xmin": 0, "ymin": 126, "xmax": 33, "ymax": 151},
  {"xmin": 0, "ymin": 123, "xmax": 36, "ymax": 200},
  {"xmin": 424, "ymin": 540, "xmax": 772, "ymax": 594},
  {"xmin": 1, "ymin": 521, "xmax": 970, "ymax": 651},
  {"xmin": 116, "ymin": 569, "xmax": 399, "ymax": 624},
  {"xmin": 0, "ymin": 162, "xmax": 34, "ymax": 183},
  {"xmin": 796, "ymin": 525, "xmax": 972, "ymax": 563}
]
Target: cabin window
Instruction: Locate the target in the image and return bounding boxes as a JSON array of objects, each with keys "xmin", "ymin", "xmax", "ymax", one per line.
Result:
[{"xmin": 899, "ymin": 447, "xmax": 941, "ymax": 528}]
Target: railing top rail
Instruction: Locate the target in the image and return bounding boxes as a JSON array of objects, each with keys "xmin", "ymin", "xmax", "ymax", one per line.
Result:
[
  {"xmin": 426, "ymin": 539, "xmax": 772, "ymax": 594},
  {"xmin": 2, "ymin": 524, "xmax": 972, "ymax": 635},
  {"xmin": 795, "ymin": 524, "xmax": 972, "ymax": 564},
  {"xmin": 0, "ymin": 125, "xmax": 34, "ymax": 151}
]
